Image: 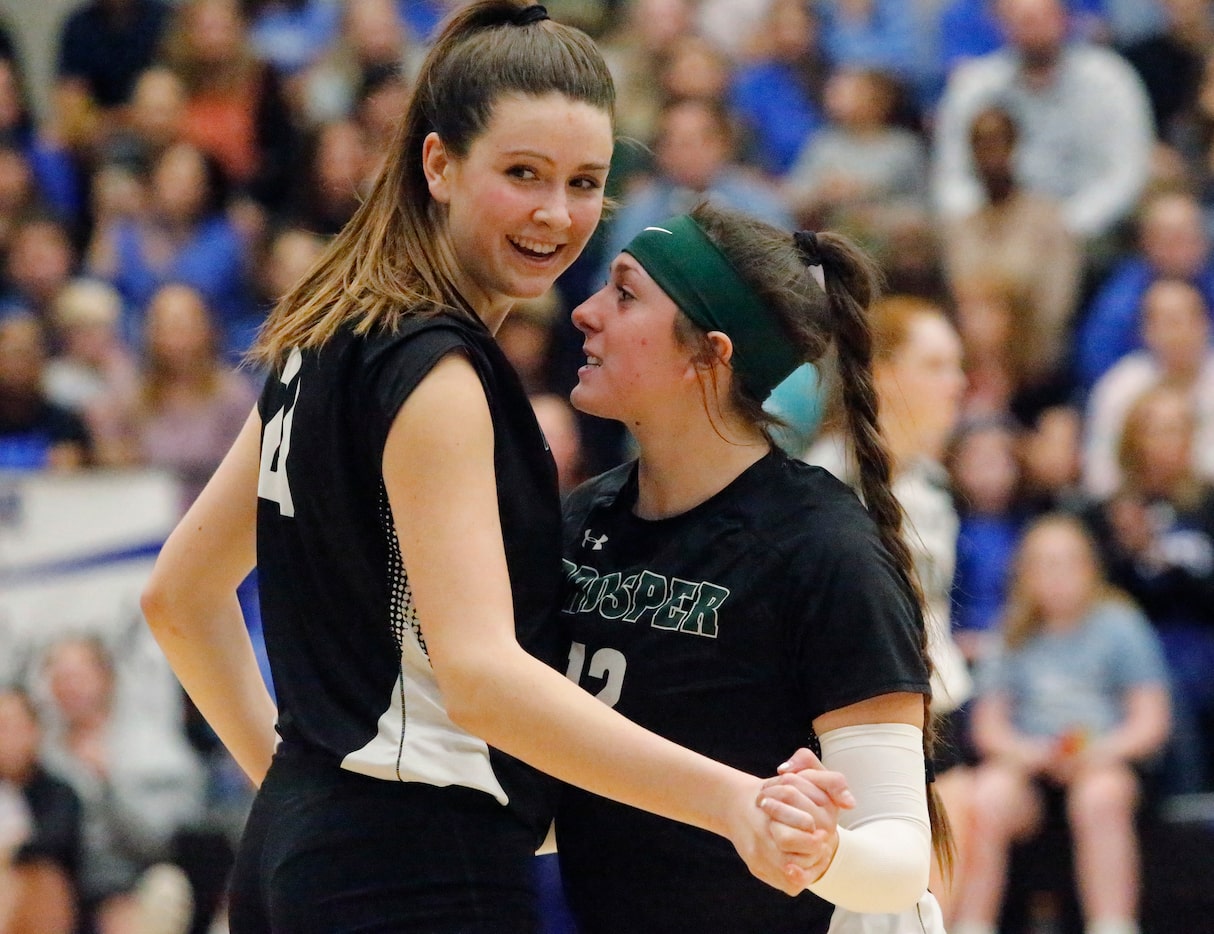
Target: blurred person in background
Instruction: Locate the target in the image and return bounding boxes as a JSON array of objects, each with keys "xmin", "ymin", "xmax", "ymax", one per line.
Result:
[
  {"xmin": 933, "ymin": 0, "xmax": 1154, "ymax": 244},
  {"xmin": 1082, "ymin": 383, "xmax": 1214, "ymax": 793},
  {"xmin": 286, "ymin": 119, "xmax": 372, "ymax": 237},
  {"xmin": 942, "ymin": 105, "xmax": 1080, "ymax": 382},
  {"xmin": 1119, "ymin": 0, "xmax": 1211, "ymax": 150},
  {"xmin": 2, "ymin": 216, "xmax": 77, "ymax": 328},
  {"xmin": 88, "ymin": 141, "xmax": 257, "ymax": 355},
  {"xmin": 39, "ymin": 636, "xmax": 204, "ymax": 934},
  {"xmin": 1084, "ymin": 279, "xmax": 1214, "ymax": 499},
  {"xmin": 596, "ymin": 97, "xmax": 791, "ymax": 288},
  {"xmin": 99, "ymin": 67, "xmax": 187, "ymax": 172},
  {"xmin": 947, "ymin": 416, "xmax": 1024, "ymax": 665},
  {"xmin": 953, "ymin": 514, "xmax": 1171, "ymax": 934},
  {"xmin": 0, "ymin": 55, "xmax": 79, "ymax": 223},
  {"xmin": 43, "ymin": 276, "xmax": 138, "ymax": 414},
  {"xmin": 0, "ymin": 313, "xmax": 91, "ymax": 471},
  {"xmin": 89, "ymin": 283, "xmax": 256, "ymax": 511},
  {"xmin": 1076, "ymin": 188, "xmax": 1214, "ymax": 391},
  {"xmin": 53, "ymin": 0, "xmax": 172, "ymax": 158},
  {"xmin": 1018, "ymin": 403, "xmax": 1086, "ymax": 516},
  {"xmin": 298, "ymin": 0, "xmax": 413, "ymax": 128},
  {"xmin": 784, "ymin": 67, "xmax": 928, "ymax": 244},
  {"xmin": 0, "ymin": 686, "xmax": 81, "ymax": 934},
  {"xmin": 160, "ymin": 0, "xmax": 297, "ymax": 215},
  {"xmin": 728, "ymin": 0, "xmax": 826, "ymax": 178}
]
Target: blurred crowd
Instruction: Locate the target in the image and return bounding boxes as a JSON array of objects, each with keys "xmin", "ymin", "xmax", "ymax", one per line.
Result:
[{"xmin": 1, "ymin": 0, "xmax": 1213, "ymax": 932}]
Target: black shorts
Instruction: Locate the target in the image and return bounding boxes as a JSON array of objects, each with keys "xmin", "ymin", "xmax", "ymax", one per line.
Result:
[{"xmin": 228, "ymin": 746, "xmax": 538, "ymax": 934}]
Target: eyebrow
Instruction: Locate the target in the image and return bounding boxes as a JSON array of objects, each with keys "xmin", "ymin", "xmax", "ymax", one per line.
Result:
[{"xmin": 503, "ymin": 149, "xmax": 611, "ymax": 172}]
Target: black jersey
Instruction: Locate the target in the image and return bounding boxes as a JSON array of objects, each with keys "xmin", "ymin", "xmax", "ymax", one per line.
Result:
[
  {"xmin": 556, "ymin": 450, "xmax": 929, "ymax": 934},
  {"xmin": 255, "ymin": 311, "xmax": 565, "ymax": 840}
]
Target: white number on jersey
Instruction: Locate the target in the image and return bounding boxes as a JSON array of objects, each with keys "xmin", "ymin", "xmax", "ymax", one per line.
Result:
[
  {"xmin": 565, "ymin": 641, "xmax": 627, "ymax": 708},
  {"xmin": 258, "ymin": 349, "xmax": 302, "ymax": 517}
]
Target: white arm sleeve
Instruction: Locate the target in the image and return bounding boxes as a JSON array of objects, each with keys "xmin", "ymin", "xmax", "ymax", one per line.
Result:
[{"xmin": 805, "ymin": 722, "xmax": 932, "ymax": 913}]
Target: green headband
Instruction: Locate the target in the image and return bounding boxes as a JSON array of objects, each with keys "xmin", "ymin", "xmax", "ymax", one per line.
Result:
[{"xmin": 622, "ymin": 215, "xmax": 802, "ymax": 401}]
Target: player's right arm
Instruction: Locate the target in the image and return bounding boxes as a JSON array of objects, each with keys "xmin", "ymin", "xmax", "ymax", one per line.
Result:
[
  {"xmin": 142, "ymin": 408, "xmax": 279, "ymax": 786},
  {"xmin": 384, "ymin": 352, "xmax": 834, "ymax": 894}
]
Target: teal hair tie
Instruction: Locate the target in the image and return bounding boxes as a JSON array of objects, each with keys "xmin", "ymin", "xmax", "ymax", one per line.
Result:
[{"xmin": 622, "ymin": 215, "xmax": 802, "ymax": 401}]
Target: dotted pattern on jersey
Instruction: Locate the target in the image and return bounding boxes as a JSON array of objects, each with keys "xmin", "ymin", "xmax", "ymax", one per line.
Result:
[{"xmin": 380, "ymin": 484, "xmax": 429, "ymax": 661}]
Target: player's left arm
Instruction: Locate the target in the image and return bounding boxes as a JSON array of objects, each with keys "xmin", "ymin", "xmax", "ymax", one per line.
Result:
[{"xmin": 760, "ymin": 691, "xmax": 931, "ymax": 911}]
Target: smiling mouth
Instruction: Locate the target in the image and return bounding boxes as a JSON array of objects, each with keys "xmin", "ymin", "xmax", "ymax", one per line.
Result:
[{"xmin": 509, "ymin": 235, "xmax": 563, "ymax": 259}]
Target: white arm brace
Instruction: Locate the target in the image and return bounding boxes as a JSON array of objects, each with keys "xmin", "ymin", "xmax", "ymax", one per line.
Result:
[{"xmin": 805, "ymin": 722, "xmax": 932, "ymax": 912}]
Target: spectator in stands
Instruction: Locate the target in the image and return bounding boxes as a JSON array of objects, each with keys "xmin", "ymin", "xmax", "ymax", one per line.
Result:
[
  {"xmin": 298, "ymin": 0, "xmax": 411, "ymax": 128},
  {"xmin": 728, "ymin": 0, "xmax": 826, "ymax": 177},
  {"xmin": 0, "ymin": 686, "xmax": 81, "ymax": 934},
  {"xmin": 0, "ymin": 314, "xmax": 91, "ymax": 471},
  {"xmin": 160, "ymin": 0, "xmax": 297, "ymax": 213},
  {"xmin": 245, "ymin": 0, "xmax": 340, "ymax": 81},
  {"xmin": 353, "ymin": 61, "xmax": 410, "ymax": 166},
  {"xmin": 2, "ymin": 217, "xmax": 77, "ymax": 326},
  {"xmin": 816, "ymin": 0, "xmax": 919, "ymax": 88},
  {"xmin": 1083, "ymin": 383, "xmax": 1214, "ymax": 793},
  {"xmin": 1084, "ymin": 279, "xmax": 1214, "ymax": 499},
  {"xmin": 948, "ymin": 416, "xmax": 1023, "ymax": 663},
  {"xmin": 53, "ymin": 0, "xmax": 172, "ymax": 155},
  {"xmin": 933, "ymin": 0, "xmax": 1154, "ymax": 242},
  {"xmin": 784, "ymin": 67, "xmax": 928, "ymax": 243},
  {"xmin": 658, "ymin": 34, "xmax": 733, "ymax": 104},
  {"xmin": 1075, "ymin": 188, "xmax": 1214, "ymax": 391},
  {"xmin": 88, "ymin": 141, "xmax": 256, "ymax": 355},
  {"xmin": 1018, "ymin": 403, "xmax": 1085, "ymax": 516},
  {"xmin": 953, "ymin": 513, "xmax": 1171, "ymax": 934},
  {"xmin": 0, "ymin": 56, "xmax": 78, "ymax": 223},
  {"xmin": 943, "ymin": 105, "xmax": 1080, "ymax": 379},
  {"xmin": 254, "ymin": 225, "xmax": 325, "ymax": 314},
  {"xmin": 1119, "ymin": 0, "xmax": 1210, "ymax": 148},
  {"xmin": 598, "ymin": 0, "xmax": 691, "ymax": 148},
  {"xmin": 0, "ymin": 143, "xmax": 42, "ymax": 270},
  {"xmin": 99, "ymin": 67, "xmax": 187, "ymax": 172},
  {"xmin": 88, "ymin": 283, "xmax": 256, "ymax": 510},
  {"xmin": 595, "ymin": 97, "xmax": 791, "ymax": 288},
  {"xmin": 286, "ymin": 119, "xmax": 371, "ymax": 237},
  {"xmin": 43, "ymin": 277, "xmax": 138, "ymax": 414},
  {"xmin": 39, "ymin": 636, "xmax": 202, "ymax": 934}
]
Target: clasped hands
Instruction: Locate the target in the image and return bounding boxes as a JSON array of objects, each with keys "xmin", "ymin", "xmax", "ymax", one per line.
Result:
[{"xmin": 729, "ymin": 747, "xmax": 854, "ymax": 897}]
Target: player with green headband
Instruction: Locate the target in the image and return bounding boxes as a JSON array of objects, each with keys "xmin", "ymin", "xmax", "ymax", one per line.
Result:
[{"xmin": 556, "ymin": 202, "xmax": 953, "ymax": 933}]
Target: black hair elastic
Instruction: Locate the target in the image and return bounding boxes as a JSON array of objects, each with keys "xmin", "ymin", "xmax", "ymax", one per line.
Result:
[
  {"xmin": 793, "ymin": 230, "xmax": 823, "ymax": 268},
  {"xmin": 512, "ymin": 4, "xmax": 550, "ymax": 25}
]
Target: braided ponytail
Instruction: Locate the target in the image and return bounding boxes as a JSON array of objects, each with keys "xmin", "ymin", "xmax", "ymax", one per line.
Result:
[{"xmin": 814, "ymin": 234, "xmax": 956, "ymax": 874}]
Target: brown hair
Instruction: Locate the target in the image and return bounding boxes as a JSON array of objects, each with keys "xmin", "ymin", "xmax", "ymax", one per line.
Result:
[
  {"xmin": 683, "ymin": 202, "xmax": 955, "ymax": 870},
  {"xmin": 251, "ymin": 0, "xmax": 614, "ymax": 368}
]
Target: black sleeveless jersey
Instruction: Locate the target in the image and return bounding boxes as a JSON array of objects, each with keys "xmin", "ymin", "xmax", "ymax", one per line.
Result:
[
  {"xmin": 556, "ymin": 449, "xmax": 929, "ymax": 933},
  {"xmin": 255, "ymin": 311, "xmax": 565, "ymax": 840}
]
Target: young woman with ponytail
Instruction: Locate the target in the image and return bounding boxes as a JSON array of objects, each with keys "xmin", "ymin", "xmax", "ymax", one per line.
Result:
[
  {"xmin": 140, "ymin": 6, "xmax": 827, "ymax": 932},
  {"xmin": 558, "ymin": 201, "xmax": 951, "ymax": 933}
]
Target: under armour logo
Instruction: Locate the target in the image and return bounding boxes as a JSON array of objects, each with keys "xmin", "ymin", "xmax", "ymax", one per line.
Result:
[{"xmin": 583, "ymin": 530, "xmax": 609, "ymax": 550}]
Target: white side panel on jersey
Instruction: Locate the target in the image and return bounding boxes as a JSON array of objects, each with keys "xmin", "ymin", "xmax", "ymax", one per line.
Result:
[
  {"xmin": 342, "ymin": 488, "xmax": 508, "ymax": 802},
  {"xmin": 339, "ymin": 631, "xmax": 508, "ymax": 803}
]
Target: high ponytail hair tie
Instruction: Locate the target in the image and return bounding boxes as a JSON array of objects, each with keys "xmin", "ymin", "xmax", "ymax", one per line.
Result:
[
  {"xmin": 512, "ymin": 4, "xmax": 550, "ymax": 25},
  {"xmin": 793, "ymin": 230, "xmax": 826, "ymax": 290}
]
